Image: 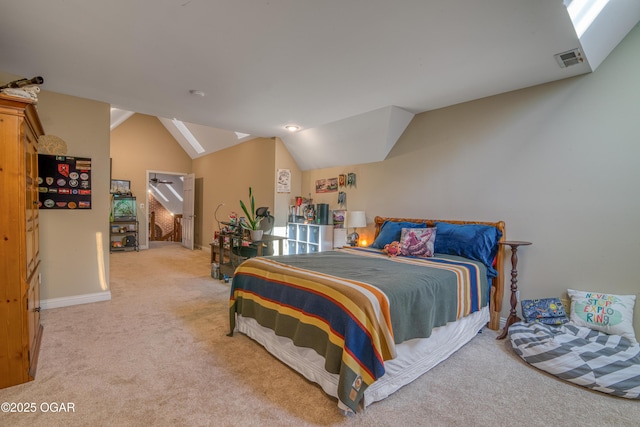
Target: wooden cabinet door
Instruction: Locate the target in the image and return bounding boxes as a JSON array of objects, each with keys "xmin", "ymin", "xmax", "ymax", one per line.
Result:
[
  {"xmin": 27, "ymin": 268, "xmax": 39, "ymax": 365},
  {"xmin": 25, "ymin": 125, "xmax": 38, "ymax": 278},
  {"xmin": 0, "ymin": 95, "xmax": 43, "ymax": 389},
  {"xmin": 24, "ymin": 112, "xmax": 41, "ymax": 376}
]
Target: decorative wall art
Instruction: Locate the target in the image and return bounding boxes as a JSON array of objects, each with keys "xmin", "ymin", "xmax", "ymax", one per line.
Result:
[
  {"xmin": 347, "ymin": 172, "xmax": 356, "ymax": 187},
  {"xmin": 110, "ymin": 179, "xmax": 131, "ymax": 195},
  {"xmin": 315, "ymin": 177, "xmax": 338, "ymax": 193},
  {"xmin": 338, "ymin": 191, "xmax": 347, "ymax": 207},
  {"xmin": 38, "ymin": 154, "xmax": 92, "ymax": 209},
  {"xmin": 332, "ymin": 210, "xmax": 346, "ymax": 228},
  {"xmin": 277, "ymin": 168, "xmax": 291, "ymax": 193},
  {"xmin": 38, "ymin": 134, "xmax": 68, "ymax": 155}
]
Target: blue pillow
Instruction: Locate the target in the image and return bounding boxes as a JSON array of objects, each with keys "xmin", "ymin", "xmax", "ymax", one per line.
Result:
[
  {"xmin": 370, "ymin": 221, "xmax": 427, "ymax": 249},
  {"xmin": 433, "ymin": 222, "xmax": 502, "ymax": 278}
]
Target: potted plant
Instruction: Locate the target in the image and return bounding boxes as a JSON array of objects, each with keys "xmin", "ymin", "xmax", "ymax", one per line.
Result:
[{"xmin": 239, "ymin": 187, "xmax": 263, "ymax": 241}]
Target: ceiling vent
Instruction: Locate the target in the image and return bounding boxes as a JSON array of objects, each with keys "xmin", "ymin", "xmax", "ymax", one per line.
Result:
[{"xmin": 554, "ymin": 48, "xmax": 584, "ymax": 68}]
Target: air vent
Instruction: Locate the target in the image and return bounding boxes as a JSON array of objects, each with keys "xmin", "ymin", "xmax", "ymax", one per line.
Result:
[{"xmin": 554, "ymin": 48, "xmax": 584, "ymax": 68}]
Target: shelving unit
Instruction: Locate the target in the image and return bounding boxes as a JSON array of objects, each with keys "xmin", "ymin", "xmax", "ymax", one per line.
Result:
[
  {"xmin": 110, "ymin": 195, "xmax": 139, "ymax": 252},
  {"xmin": 287, "ymin": 223, "xmax": 333, "ymax": 254},
  {"xmin": 110, "ymin": 220, "xmax": 139, "ymax": 252}
]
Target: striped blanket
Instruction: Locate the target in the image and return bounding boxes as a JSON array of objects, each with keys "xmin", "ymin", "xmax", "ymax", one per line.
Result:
[
  {"xmin": 509, "ymin": 322, "xmax": 640, "ymax": 399},
  {"xmin": 229, "ymin": 248, "xmax": 487, "ymax": 412}
]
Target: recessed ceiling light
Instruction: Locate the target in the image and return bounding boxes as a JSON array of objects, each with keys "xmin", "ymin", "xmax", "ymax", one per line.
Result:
[
  {"xmin": 285, "ymin": 125, "xmax": 300, "ymax": 132},
  {"xmin": 189, "ymin": 90, "xmax": 205, "ymax": 97}
]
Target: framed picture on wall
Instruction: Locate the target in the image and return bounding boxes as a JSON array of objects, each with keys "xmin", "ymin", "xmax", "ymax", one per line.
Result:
[
  {"xmin": 277, "ymin": 168, "xmax": 291, "ymax": 193},
  {"xmin": 111, "ymin": 179, "xmax": 131, "ymax": 194},
  {"xmin": 315, "ymin": 177, "xmax": 338, "ymax": 193},
  {"xmin": 332, "ymin": 210, "xmax": 346, "ymax": 228},
  {"xmin": 38, "ymin": 154, "xmax": 93, "ymax": 209}
]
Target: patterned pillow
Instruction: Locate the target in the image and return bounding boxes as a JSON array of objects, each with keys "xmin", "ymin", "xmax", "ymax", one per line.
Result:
[
  {"xmin": 399, "ymin": 227, "xmax": 436, "ymax": 257},
  {"xmin": 567, "ymin": 289, "xmax": 637, "ymax": 343}
]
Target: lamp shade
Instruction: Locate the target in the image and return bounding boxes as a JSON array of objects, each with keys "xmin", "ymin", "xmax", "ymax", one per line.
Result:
[{"xmin": 347, "ymin": 211, "xmax": 367, "ymax": 228}]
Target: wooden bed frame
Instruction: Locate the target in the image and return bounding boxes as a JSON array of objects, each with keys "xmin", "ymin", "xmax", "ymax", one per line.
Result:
[{"xmin": 373, "ymin": 216, "xmax": 506, "ymax": 331}]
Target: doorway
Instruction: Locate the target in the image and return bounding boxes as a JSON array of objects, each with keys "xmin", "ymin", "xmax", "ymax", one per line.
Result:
[{"xmin": 145, "ymin": 170, "xmax": 190, "ymax": 249}]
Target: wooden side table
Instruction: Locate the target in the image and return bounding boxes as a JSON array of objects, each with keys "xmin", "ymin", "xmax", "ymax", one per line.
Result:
[
  {"xmin": 218, "ymin": 232, "xmax": 244, "ymax": 278},
  {"xmin": 217, "ymin": 232, "xmax": 288, "ymax": 279},
  {"xmin": 251, "ymin": 234, "xmax": 286, "ymax": 256},
  {"xmin": 209, "ymin": 242, "xmax": 230, "ymax": 264},
  {"xmin": 497, "ymin": 240, "xmax": 532, "ymax": 340}
]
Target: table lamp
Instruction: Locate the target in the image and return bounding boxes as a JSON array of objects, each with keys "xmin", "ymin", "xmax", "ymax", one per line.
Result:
[{"xmin": 346, "ymin": 211, "xmax": 367, "ymax": 246}]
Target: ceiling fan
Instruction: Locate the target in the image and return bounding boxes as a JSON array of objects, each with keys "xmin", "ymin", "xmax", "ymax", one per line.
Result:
[{"xmin": 149, "ymin": 173, "xmax": 173, "ymax": 185}]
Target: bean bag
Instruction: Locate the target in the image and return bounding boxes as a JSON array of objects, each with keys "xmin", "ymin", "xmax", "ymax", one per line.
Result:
[{"xmin": 509, "ymin": 321, "xmax": 640, "ymax": 399}]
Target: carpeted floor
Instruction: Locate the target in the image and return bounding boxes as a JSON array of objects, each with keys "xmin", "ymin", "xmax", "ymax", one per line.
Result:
[{"xmin": 1, "ymin": 243, "xmax": 638, "ymax": 426}]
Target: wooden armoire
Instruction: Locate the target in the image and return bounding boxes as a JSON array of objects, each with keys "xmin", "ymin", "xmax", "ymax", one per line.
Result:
[{"xmin": 0, "ymin": 93, "xmax": 44, "ymax": 389}]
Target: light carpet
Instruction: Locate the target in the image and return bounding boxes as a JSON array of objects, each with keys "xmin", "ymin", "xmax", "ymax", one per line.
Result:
[{"xmin": 1, "ymin": 242, "xmax": 638, "ymax": 426}]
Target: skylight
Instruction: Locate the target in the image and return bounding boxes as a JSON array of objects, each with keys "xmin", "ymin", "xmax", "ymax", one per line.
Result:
[
  {"xmin": 150, "ymin": 185, "xmax": 169, "ymax": 202},
  {"xmin": 172, "ymin": 118, "xmax": 205, "ymax": 154},
  {"xmin": 165, "ymin": 183, "xmax": 184, "ymax": 202},
  {"xmin": 565, "ymin": 0, "xmax": 610, "ymax": 38}
]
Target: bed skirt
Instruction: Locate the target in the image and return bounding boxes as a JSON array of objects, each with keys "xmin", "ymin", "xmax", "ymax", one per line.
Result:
[{"xmin": 236, "ymin": 306, "xmax": 489, "ymax": 412}]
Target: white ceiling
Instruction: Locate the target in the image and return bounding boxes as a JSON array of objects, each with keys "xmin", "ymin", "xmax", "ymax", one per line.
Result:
[{"xmin": 1, "ymin": 1, "xmax": 639, "ymax": 170}]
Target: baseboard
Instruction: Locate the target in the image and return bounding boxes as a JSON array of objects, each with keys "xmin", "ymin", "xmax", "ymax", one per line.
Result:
[{"xmin": 41, "ymin": 291, "xmax": 112, "ymax": 310}]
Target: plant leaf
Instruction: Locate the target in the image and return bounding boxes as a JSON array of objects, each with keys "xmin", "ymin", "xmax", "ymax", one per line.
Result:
[
  {"xmin": 249, "ymin": 187, "xmax": 255, "ymax": 221},
  {"xmin": 239, "ymin": 187, "xmax": 261, "ymax": 229}
]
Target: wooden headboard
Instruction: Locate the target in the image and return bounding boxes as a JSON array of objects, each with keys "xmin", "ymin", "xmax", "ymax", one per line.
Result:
[{"xmin": 373, "ymin": 216, "xmax": 506, "ymax": 331}]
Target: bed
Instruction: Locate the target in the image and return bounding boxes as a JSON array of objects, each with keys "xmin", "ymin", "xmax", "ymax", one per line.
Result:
[{"xmin": 228, "ymin": 216, "xmax": 506, "ymax": 413}]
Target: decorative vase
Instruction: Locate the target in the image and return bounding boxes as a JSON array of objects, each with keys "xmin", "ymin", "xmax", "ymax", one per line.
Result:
[{"xmin": 250, "ymin": 229, "xmax": 264, "ymax": 241}]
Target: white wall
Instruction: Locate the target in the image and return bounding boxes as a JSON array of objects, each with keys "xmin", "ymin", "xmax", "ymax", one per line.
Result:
[
  {"xmin": 36, "ymin": 91, "xmax": 112, "ymax": 304},
  {"xmin": 303, "ymin": 23, "xmax": 640, "ymax": 339}
]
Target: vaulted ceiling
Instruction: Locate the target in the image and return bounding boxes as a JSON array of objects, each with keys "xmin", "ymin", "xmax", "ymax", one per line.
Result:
[{"xmin": 2, "ymin": 1, "xmax": 638, "ymax": 170}]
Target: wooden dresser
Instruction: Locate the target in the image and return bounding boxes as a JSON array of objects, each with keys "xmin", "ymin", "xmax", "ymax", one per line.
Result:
[{"xmin": 0, "ymin": 94, "xmax": 44, "ymax": 389}]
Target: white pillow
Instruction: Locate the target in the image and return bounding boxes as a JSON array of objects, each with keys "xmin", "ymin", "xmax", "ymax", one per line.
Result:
[{"xmin": 567, "ymin": 289, "xmax": 637, "ymax": 343}]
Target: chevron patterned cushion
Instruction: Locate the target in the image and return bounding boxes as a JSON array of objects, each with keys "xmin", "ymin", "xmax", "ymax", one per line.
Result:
[{"xmin": 509, "ymin": 322, "xmax": 640, "ymax": 399}]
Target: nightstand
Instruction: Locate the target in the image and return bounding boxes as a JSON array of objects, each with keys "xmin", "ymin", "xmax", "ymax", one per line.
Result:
[{"xmin": 497, "ymin": 240, "xmax": 532, "ymax": 340}]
